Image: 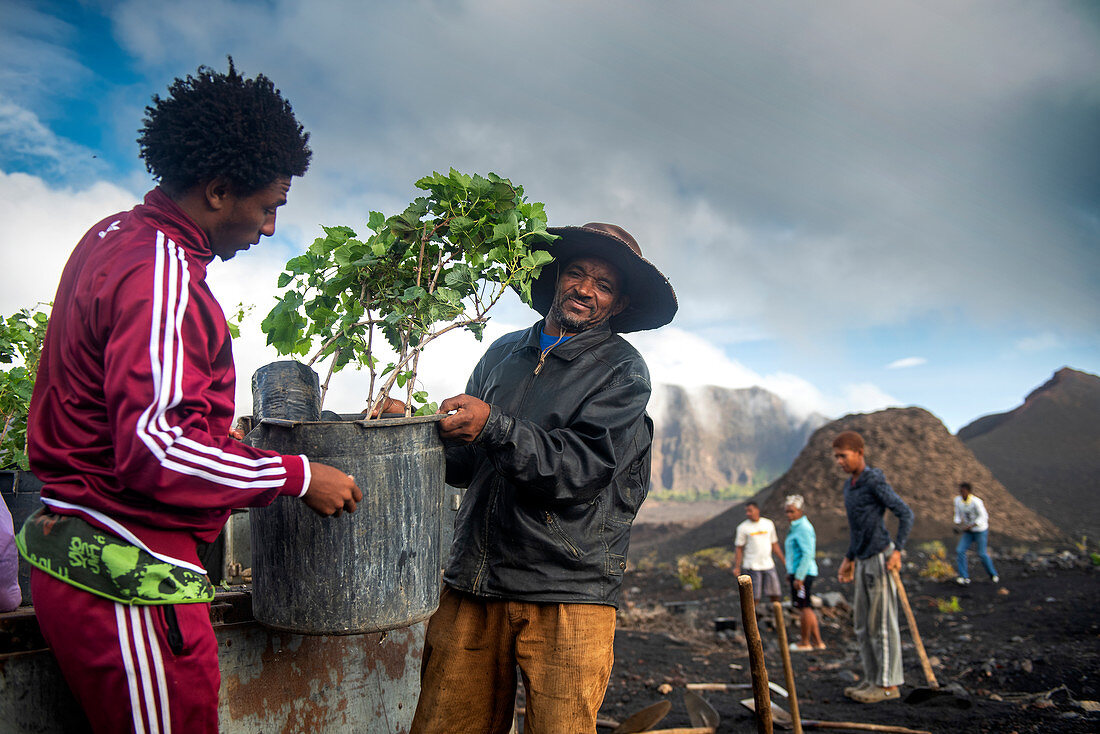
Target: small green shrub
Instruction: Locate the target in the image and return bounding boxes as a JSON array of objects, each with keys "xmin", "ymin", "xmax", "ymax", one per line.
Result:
[
  {"xmin": 676, "ymin": 556, "xmax": 702, "ymax": 590},
  {"xmin": 934, "ymin": 596, "xmax": 961, "ymax": 614},
  {"xmin": 0, "ymin": 306, "xmax": 50, "ymax": 470},
  {"xmin": 692, "ymin": 546, "xmax": 736, "ymax": 570},
  {"xmin": 917, "ymin": 540, "xmax": 955, "ymax": 582}
]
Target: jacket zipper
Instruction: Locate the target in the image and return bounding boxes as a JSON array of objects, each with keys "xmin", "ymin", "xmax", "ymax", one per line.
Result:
[
  {"xmin": 533, "ymin": 333, "xmax": 567, "ymax": 375},
  {"xmin": 545, "ymin": 511, "xmax": 582, "ymax": 558}
]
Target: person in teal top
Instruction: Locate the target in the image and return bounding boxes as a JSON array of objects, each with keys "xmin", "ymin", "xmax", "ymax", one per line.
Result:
[{"xmin": 784, "ymin": 494, "xmax": 825, "ymax": 650}]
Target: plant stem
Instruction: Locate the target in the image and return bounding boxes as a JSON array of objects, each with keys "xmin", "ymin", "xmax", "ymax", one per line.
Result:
[
  {"xmin": 0, "ymin": 414, "xmax": 13, "ymax": 448},
  {"xmin": 319, "ymin": 346, "xmax": 340, "ymax": 409},
  {"xmin": 406, "ymin": 350, "xmax": 421, "ymax": 417}
]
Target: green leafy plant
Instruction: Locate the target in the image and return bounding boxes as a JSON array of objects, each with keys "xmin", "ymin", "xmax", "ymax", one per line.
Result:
[
  {"xmin": 0, "ymin": 306, "xmax": 50, "ymax": 470},
  {"xmin": 917, "ymin": 540, "xmax": 955, "ymax": 582},
  {"xmin": 691, "ymin": 547, "xmax": 736, "ymax": 570},
  {"xmin": 676, "ymin": 555, "xmax": 703, "ymax": 590},
  {"xmin": 226, "ymin": 302, "xmax": 254, "ymax": 339},
  {"xmin": 262, "ymin": 169, "xmax": 557, "ymax": 415},
  {"xmin": 934, "ymin": 595, "xmax": 961, "ymax": 614}
]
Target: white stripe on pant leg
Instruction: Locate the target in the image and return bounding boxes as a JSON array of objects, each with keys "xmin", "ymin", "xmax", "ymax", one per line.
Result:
[
  {"xmin": 143, "ymin": 607, "xmax": 173, "ymax": 734},
  {"xmin": 129, "ymin": 606, "xmax": 162, "ymax": 734},
  {"xmin": 880, "ymin": 550, "xmax": 888, "ymax": 691},
  {"xmin": 116, "ymin": 604, "xmax": 148, "ymax": 734}
]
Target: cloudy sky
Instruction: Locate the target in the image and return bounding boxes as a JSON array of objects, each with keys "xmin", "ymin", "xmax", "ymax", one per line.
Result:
[{"xmin": 1, "ymin": 0, "xmax": 1097, "ymax": 431}]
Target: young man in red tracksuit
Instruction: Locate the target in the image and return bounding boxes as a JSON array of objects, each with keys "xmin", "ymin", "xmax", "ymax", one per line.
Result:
[{"xmin": 18, "ymin": 62, "xmax": 361, "ymax": 733}]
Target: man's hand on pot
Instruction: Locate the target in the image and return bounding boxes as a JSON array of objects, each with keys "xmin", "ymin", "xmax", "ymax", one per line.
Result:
[
  {"xmin": 302, "ymin": 462, "xmax": 363, "ymax": 517},
  {"xmin": 362, "ymin": 395, "xmax": 406, "ymax": 418},
  {"xmin": 437, "ymin": 394, "xmax": 490, "ymax": 443}
]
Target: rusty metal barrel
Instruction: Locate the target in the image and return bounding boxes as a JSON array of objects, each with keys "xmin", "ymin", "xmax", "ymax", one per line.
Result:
[{"xmin": 246, "ymin": 362, "xmax": 445, "ymax": 634}]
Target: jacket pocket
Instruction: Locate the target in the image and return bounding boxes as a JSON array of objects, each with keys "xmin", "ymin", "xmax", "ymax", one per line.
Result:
[
  {"xmin": 544, "ymin": 511, "xmax": 582, "ymax": 558},
  {"xmin": 607, "ymin": 553, "xmax": 626, "ymax": 577}
]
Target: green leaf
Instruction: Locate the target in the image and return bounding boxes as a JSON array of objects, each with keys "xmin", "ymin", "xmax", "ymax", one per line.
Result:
[
  {"xmin": 449, "ymin": 216, "xmax": 476, "ymax": 235},
  {"xmin": 529, "ymin": 249, "xmax": 554, "ymax": 266},
  {"xmin": 492, "ymin": 220, "xmax": 520, "ymax": 243},
  {"xmin": 434, "ymin": 287, "xmax": 461, "ymax": 304},
  {"xmin": 286, "ymin": 255, "xmax": 315, "ymax": 275}
]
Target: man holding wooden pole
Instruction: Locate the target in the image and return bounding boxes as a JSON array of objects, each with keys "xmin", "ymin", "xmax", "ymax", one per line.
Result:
[{"xmin": 833, "ymin": 431, "xmax": 914, "ymax": 704}]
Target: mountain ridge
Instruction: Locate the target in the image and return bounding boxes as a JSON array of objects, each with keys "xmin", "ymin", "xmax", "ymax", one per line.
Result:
[{"xmin": 958, "ymin": 366, "xmax": 1100, "ymax": 540}]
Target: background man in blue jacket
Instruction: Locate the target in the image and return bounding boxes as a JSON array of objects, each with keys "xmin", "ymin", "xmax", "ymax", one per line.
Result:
[
  {"xmin": 411, "ymin": 223, "xmax": 676, "ymax": 733},
  {"xmin": 833, "ymin": 430, "xmax": 915, "ymax": 704}
]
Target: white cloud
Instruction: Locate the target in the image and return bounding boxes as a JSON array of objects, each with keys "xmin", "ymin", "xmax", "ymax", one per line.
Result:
[
  {"xmin": 1014, "ymin": 333, "xmax": 1062, "ymax": 353},
  {"xmin": 96, "ymin": 0, "xmax": 1100, "ymax": 339},
  {"xmin": 841, "ymin": 382, "xmax": 901, "ymax": 415},
  {"xmin": 626, "ymin": 327, "xmax": 897, "ymax": 421},
  {"xmin": 886, "ymin": 356, "xmax": 927, "ymax": 369},
  {"xmin": 0, "ymin": 170, "xmax": 138, "ymax": 313}
]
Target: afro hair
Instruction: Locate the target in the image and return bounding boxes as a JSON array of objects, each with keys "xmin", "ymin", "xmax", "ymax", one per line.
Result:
[{"xmin": 138, "ymin": 58, "xmax": 311, "ymax": 196}]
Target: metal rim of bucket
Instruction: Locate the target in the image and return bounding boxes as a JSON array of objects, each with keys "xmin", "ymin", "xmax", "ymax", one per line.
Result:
[{"xmin": 257, "ymin": 414, "xmax": 445, "ymax": 430}]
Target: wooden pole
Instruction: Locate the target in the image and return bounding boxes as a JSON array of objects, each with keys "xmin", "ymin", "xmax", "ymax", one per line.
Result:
[
  {"xmin": 738, "ymin": 575, "xmax": 773, "ymax": 734},
  {"xmin": 889, "ymin": 567, "xmax": 938, "ymax": 688},
  {"xmin": 772, "ymin": 601, "xmax": 803, "ymax": 734},
  {"xmin": 803, "ymin": 721, "xmax": 932, "ymax": 734}
]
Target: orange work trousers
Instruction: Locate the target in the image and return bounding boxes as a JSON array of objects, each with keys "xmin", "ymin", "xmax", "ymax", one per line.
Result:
[{"xmin": 411, "ymin": 585, "xmax": 616, "ymax": 734}]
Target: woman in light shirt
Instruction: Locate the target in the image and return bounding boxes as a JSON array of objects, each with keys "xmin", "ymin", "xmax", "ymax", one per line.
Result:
[{"xmin": 785, "ymin": 494, "xmax": 825, "ymax": 650}]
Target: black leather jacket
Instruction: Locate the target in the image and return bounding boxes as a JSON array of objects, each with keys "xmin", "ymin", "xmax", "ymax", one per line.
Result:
[{"xmin": 442, "ymin": 319, "xmax": 653, "ymax": 607}]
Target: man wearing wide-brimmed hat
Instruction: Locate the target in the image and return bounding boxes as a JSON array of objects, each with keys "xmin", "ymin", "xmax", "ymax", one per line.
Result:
[{"xmin": 412, "ymin": 223, "xmax": 676, "ymax": 733}]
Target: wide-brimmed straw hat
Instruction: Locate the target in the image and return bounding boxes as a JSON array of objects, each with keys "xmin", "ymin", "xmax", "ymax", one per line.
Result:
[{"xmin": 529, "ymin": 223, "xmax": 677, "ymax": 333}]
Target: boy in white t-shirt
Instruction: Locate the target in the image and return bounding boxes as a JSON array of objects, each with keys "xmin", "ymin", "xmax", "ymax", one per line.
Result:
[
  {"xmin": 733, "ymin": 502, "xmax": 786, "ymax": 607},
  {"xmin": 953, "ymin": 481, "xmax": 999, "ymax": 585}
]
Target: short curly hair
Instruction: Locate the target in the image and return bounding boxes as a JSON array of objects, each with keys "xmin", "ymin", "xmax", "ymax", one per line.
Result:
[
  {"xmin": 832, "ymin": 430, "xmax": 865, "ymax": 452},
  {"xmin": 138, "ymin": 58, "xmax": 311, "ymax": 196}
]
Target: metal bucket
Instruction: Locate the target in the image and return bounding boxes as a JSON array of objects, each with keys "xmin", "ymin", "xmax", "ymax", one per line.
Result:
[{"xmin": 245, "ymin": 415, "xmax": 445, "ymax": 635}]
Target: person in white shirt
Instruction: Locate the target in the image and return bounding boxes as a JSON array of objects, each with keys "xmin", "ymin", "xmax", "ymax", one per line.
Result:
[
  {"xmin": 733, "ymin": 501, "xmax": 785, "ymax": 606},
  {"xmin": 953, "ymin": 482, "xmax": 999, "ymax": 585}
]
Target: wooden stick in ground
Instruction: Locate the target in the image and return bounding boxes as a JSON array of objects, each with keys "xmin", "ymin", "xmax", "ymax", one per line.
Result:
[
  {"xmin": 771, "ymin": 601, "xmax": 803, "ymax": 734},
  {"xmin": 888, "ymin": 567, "xmax": 938, "ymax": 688},
  {"xmin": 738, "ymin": 574, "xmax": 773, "ymax": 734}
]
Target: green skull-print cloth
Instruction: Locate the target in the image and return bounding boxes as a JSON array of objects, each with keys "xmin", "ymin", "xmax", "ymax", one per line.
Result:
[{"xmin": 16, "ymin": 508, "xmax": 214, "ymax": 605}]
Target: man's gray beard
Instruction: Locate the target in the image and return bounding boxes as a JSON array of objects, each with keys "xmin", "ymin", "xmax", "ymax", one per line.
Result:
[{"xmin": 550, "ymin": 301, "xmax": 603, "ymax": 333}]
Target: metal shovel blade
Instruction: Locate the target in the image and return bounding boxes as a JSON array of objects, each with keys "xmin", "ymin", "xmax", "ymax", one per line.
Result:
[
  {"xmin": 610, "ymin": 700, "xmax": 672, "ymax": 734},
  {"xmin": 903, "ymin": 681, "xmax": 972, "ymax": 708},
  {"xmin": 683, "ymin": 690, "xmax": 720, "ymax": 729},
  {"xmin": 741, "ymin": 697, "xmax": 793, "ymax": 728}
]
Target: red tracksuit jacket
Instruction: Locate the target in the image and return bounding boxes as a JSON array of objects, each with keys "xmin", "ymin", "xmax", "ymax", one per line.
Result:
[{"xmin": 28, "ymin": 188, "xmax": 308, "ymax": 574}]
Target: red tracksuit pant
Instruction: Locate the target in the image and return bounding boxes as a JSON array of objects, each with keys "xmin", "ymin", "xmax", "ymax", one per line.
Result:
[{"xmin": 31, "ymin": 569, "xmax": 220, "ymax": 733}]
